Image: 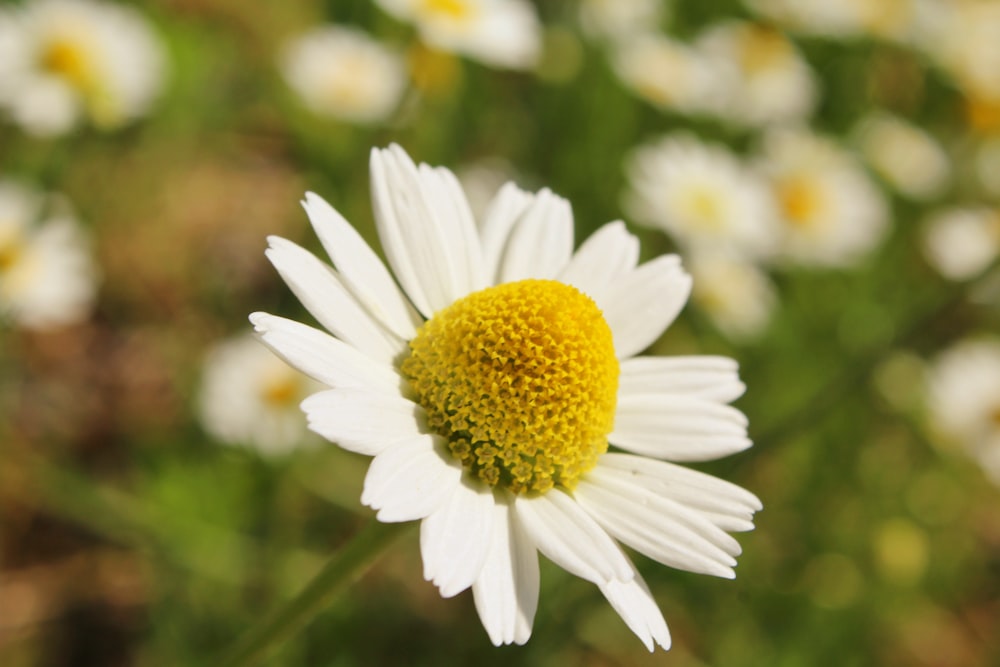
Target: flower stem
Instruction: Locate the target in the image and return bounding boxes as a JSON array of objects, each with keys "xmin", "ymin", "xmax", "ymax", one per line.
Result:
[{"xmin": 220, "ymin": 519, "xmax": 413, "ymax": 667}]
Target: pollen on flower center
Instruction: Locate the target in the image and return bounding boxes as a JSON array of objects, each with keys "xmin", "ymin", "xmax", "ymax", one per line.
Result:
[
  {"xmin": 401, "ymin": 279, "xmax": 619, "ymax": 495},
  {"xmin": 41, "ymin": 39, "xmax": 93, "ymax": 91}
]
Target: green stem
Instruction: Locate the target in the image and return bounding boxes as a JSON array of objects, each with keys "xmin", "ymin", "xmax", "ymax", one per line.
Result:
[{"xmin": 220, "ymin": 519, "xmax": 413, "ymax": 667}]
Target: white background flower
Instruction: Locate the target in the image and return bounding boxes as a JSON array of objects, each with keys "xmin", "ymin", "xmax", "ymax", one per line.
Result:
[
  {"xmin": 0, "ymin": 180, "xmax": 97, "ymax": 330},
  {"xmin": 624, "ymin": 133, "xmax": 779, "ymax": 258},
  {"xmin": 375, "ymin": 0, "xmax": 540, "ymax": 70},
  {"xmin": 0, "ymin": 0, "xmax": 166, "ymax": 136},
  {"xmin": 280, "ymin": 26, "xmax": 407, "ymax": 125},
  {"xmin": 926, "ymin": 339, "xmax": 1000, "ymax": 486},
  {"xmin": 198, "ymin": 333, "xmax": 322, "ymax": 455}
]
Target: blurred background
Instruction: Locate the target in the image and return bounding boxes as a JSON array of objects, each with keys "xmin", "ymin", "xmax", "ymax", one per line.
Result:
[{"xmin": 2, "ymin": 0, "xmax": 1000, "ymax": 665}]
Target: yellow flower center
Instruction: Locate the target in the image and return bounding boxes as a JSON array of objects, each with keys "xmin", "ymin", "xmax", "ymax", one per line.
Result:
[
  {"xmin": 259, "ymin": 369, "xmax": 303, "ymax": 408},
  {"xmin": 739, "ymin": 26, "xmax": 793, "ymax": 74},
  {"xmin": 777, "ymin": 176, "xmax": 824, "ymax": 228},
  {"xmin": 421, "ymin": 0, "xmax": 473, "ymax": 21},
  {"xmin": 401, "ymin": 279, "xmax": 619, "ymax": 495},
  {"xmin": 681, "ymin": 185, "xmax": 726, "ymax": 231},
  {"xmin": 41, "ymin": 38, "xmax": 94, "ymax": 92},
  {"xmin": 0, "ymin": 226, "xmax": 24, "ymax": 274}
]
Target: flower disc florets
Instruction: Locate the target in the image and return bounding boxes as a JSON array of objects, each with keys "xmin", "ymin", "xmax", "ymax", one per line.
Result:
[{"xmin": 401, "ymin": 279, "xmax": 619, "ymax": 494}]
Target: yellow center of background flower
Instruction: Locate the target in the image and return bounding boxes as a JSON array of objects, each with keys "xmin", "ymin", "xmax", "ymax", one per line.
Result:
[
  {"xmin": 402, "ymin": 279, "xmax": 619, "ymax": 495},
  {"xmin": 421, "ymin": 0, "xmax": 472, "ymax": 21},
  {"xmin": 0, "ymin": 226, "xmax": 24, "ymax": 273},
  {"xmin": 777, "ymin": 176, "xmax": 824, "ymax": 227},
  {"xmin": 41, "ymin": 38, "xmax": 94, "ymax": 92}
]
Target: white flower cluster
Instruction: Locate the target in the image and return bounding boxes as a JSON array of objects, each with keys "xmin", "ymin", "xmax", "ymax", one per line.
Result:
[{"xmin": 622, "ymin": 127, "xmax": 890, "ymax": 340}]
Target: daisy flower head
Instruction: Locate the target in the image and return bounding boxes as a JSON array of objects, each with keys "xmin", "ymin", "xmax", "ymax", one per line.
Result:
[
  {"xmin": 688, "ymin": 250, "xmax": 777, "ymax": 342},
  {"xmin": 280, "ymin": 26, "xmax": 407, "ymax": 125},
  {"xmin": 695, "ymin": 21, "xmax": 818, "ymax": 128},
  {"xmin": 854, "ymin": 112, "xmax": 950, "ymax": 201},
  {"xmin": 578, "ymin": 0, "xmax": 666, "ymax": 44},
  {"xmin": 0, "ymin": 0, "xmax": 166, "ymax": 137},
  {"xmin": 198, "ymin": 333, "xmax": 323, "ymax": 455},
  {"xmin": 374, "ymin": 0, "xmax": 540, "ymax": 70},
  {"xmin": 251, "ymin": 145, "xmax": 761, "ymax": 650},
  {"xmin": 756, "ymin": 127, "xmax": 890, "ymax": 268},
  {"xmin": 611, "ymin": 34, "xmax": 722, "ymax": 115},
  {"xmin": 623, "ymin": 133, "xmax": 779, "ymax": 258},
  {"xmin": 930, "ymin": 2, "xmax": 1000, "ymax": 103},
  {"xmin": 925, "ymin": 338, "xmax": 1000, "ymax": 486},
  {"xmin": 921, "ymin": 207, "xmax": 1000, "ymax": 282},
  {"xmin": 0, "ymin": 180, "xmax": 97, "ymax": 330}
]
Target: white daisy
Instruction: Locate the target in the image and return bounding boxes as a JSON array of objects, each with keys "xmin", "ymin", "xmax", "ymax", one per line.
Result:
[
  {"xmin": 578, "ymin": 0, "xmax": 666, "ymax": 43},
  {"xmin": 0, "ymin": 180, "xmax": 97, "ymax": 330},
  {"xmin": 611, "ymin": 34, "xmax": 722, "ymax": 115},
  {"xmin": 756, "ymin": 127, "xmax": 890, "ymax": 268},
  {"xmin": 0, "ymin": 0, "xmax": 166, "ymax": 137},
  {"xmin": 854, "ymin": 112, "xmax": 950, "ymax": 200},
  {"xmin": 251, "ymin": 145, "xmax": 761, "ymax": 650},
  {"xmin": 929, "ymin": 2, "xmax": 1000, "ymax": 103},
  {"xmin": 921, "ymin": 207, "xmax": 1000, "ymax": 281},
  {"xmin": 926, "ymin": 338, "xmax": 1000, "ymax": 486},
  {"xmin": 623, "ymin": 133, "xmax": 778, "ymax": 258},
  {"xmin": 198, "ymin": 333, "xmax": 322, "ymax": 455},
  {"xmin": 688, "ymin": 251, "xmax": 777, "ymax": 342},
  {"xmin": 374, "ymin": 0, "xmax": 540, "ymax": 70},
  {"xmin": 695, "ymin": 21, "xmax": 818, "ymax": 128},
  {"xmin": 280, "ymin": 26, "xmax": 407, "ymax": 125}
]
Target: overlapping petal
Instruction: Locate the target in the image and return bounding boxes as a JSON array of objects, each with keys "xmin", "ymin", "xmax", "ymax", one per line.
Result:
[
  {"xmin": 370, "ymin": 144, "xmax": 485, "ymax": 316},
  {"xmin": 361, "ymin": 434, "xmax": 464, "ymax": 522},
  {"xmin": 249, "ymin": 313, "xmax": 400, "ymax": 394},
  {"xmin": 600, "ymin": 254, "xmax": 693, "ymax": 359},
  {"xmin": 420, "ymin": 478, "xmax": 496, "ymax": 597},
  {"xmin": 611, "ymin": 394, "xmax": 751, "ymax": 461},
  {"xmin": 471, "ymin": 496, "xmax": 539, "ymax": 646},
  {"xmin": 302, "ymin": 192, "xmax": 422, "ymax": 340},
  {"xmin": 265, "ymin": 236, "xmax": 405, "ymax": 365}
]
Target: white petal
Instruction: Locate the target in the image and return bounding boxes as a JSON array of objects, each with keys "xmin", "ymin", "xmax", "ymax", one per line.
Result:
[
  {"xmin": 598, "ymin": 452, "xmax": 762, "ymax": 529},
  {"xmin": 599, "ymin": 574, "xmax": 671, "ymax": 652},
  {"xmin": 265, "ymin": 236, "xmax": 405, "ymax": 365},
  {"xmin": 300, "ymin": 388, "xmax": 424, "ymax": 455},
  {"xmin": 611, "ymin": 395, "xmax": 751, "ymax": 461},
  {"xmin": 498, "ymin": 188, "xmax": 574, "ymax": 283},
  {"xmin": 576, "ymin": 472, "xmax": 740, "ymax": 578},
  {"xmin": 557, "ymin": 221, "xmax": 640, "ymax": 299},
  {"xmin": 420, "ymin": 478, "xmax": 496, "ymax": 597},
  {"xmin": 619, "ymin": 355, "xmax": 746, "ymax": 403},
  {"xmin": 514, "ymin": 488, "xmax": 633, "ymax": 584},
  {"xmin": 479, "ymin": 182, "xmax": 535, "ymax": 283},
  {"xmin": 472, "ymin": 496, "xmax": 539, "ymax": 646},
  {"xmin": 422, "ymin": 164, "xmax": 487, "ymax": 293},
  {"xmin": 249, "ymin": 312, "xmax": 400, "ymax": 393},
  {"xmin": 361, "ymin": 435, "xmax": 463, "ymax": 522},
  {"xmin": 600, "ymin": 255, "xmax": 692, "ymax": 359},
  {"xmin": 369, "ymin": 145, "xmax": 483, "ymax": 317},
  {"xmin": 302, "ymin": 192, "xmax": 422, "ymax": 339}
]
